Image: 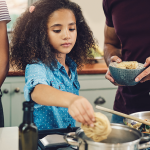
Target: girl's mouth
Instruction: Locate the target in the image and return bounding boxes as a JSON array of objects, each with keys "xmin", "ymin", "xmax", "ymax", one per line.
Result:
[{"xmin": 61, "ymin": 43, "xmax": 71, "ymax": 47}]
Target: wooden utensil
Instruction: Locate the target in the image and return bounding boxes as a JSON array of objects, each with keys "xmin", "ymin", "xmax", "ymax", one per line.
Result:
[{"xmin": 96, "ymin": 105, "xmax": 150, "ymax": 126}]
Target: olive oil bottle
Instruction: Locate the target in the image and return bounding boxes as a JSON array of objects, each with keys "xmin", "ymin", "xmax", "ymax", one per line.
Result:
[{"xmin": 19, "ymin": 101, "xmax": 38, "ymax": 150}]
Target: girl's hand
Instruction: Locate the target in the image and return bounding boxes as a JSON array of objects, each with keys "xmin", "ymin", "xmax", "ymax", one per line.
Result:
[
  {"xmin": 135, "ymin": 57, "xmax": 150, "ymax": 83},
  {"xmin": 105, "ymin": 56, "xmax": 123, "ymax": 86},
  {"xmin": 68, "ymin": 96, "xmax": 95, "ymax": 127}
]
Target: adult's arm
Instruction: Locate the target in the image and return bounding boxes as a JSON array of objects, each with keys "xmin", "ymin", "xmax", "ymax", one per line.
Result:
[
  {"xmin": 104, "ymin": 24, "xmax": 123, "ymax": 84},
  {"xmin": 0, "ymin": 21, "xmax": 9, "ymax": 87},
  {"xmin": 104, "ymin": 25, "xmax": 150, "ymax": 84},
  {"xmin": 104, "ymin": 24, "xmax": 122, "ymax": 66}
]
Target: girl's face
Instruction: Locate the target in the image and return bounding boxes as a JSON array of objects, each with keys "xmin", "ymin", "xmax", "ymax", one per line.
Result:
[{"xmin": 47, "ymin": 9, "xmax": 77, "ymax": 54}]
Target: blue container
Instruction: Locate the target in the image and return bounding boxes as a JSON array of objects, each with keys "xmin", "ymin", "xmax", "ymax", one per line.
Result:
[{"xmin": 109, "ymin": 62, "xmax": 146, "ymax": 86}]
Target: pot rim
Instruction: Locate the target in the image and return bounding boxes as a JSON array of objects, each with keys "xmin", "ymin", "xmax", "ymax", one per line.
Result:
[
  {"xmin": 77, "ymin": 123, "xmax": 142, "ymax": 147},
  {"xmin": 123, "ymin": 111, "xmax": 150, "ymax": 124},
  {"xmin": 127, "ymin": 111, "xmax": 150, "ymax": 117},
  {"xmin": 85, "ymin": 138, "xmax": 140, "ymax": 147}
]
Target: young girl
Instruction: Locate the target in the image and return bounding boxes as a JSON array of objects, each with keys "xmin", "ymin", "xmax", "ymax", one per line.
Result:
[{"xmin": 10, "ymin": 0, "xmax": 97, "ymax": 130}]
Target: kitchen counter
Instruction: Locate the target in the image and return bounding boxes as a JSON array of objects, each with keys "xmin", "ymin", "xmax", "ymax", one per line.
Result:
[
  {"xmin": 0, "ymin": 127, "xmax": 18, "ymax": 150},
  {"xmin": 8, "ymin": 62, "xmax": 108, "ymax": 76},
  {"xmin": 77, "ymin": 62, "xmax": 108, "ymax": 74}
]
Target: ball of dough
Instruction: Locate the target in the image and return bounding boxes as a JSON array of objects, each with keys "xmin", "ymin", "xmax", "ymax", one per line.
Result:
[{"xmin": 81, "ymin": 112, "xmax": 112, "ymax": 142}]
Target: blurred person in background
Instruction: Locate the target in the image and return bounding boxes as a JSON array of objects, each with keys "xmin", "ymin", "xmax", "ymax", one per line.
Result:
[
  {"xmin": 103, "ymin": 0, "xmax": 150, "ymax": 124},
  {"xmin": 0, "ymin": 0, "xmax": 11, "ymax": 127}
]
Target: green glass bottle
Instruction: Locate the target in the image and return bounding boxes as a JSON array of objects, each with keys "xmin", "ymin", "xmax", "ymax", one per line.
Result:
[{"xmin": 19, "ymin": 102, "xmax": 38, "ymax": 150}]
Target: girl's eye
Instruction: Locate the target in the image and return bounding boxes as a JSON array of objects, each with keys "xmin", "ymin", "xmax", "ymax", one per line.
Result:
[
  {"xmin": 69, "ymin": 29, "xmax": 75, "ymax": 31},
  {"xmin": 53, "ymin": 30, "xmax": 61, "ymax": 33}
]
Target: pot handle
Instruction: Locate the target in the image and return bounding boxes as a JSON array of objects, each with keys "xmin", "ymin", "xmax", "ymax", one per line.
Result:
[
  {"xmin": 64, "ymin": 132, "xmax": 81, "ymax": 147},
  {"xmin": 139, "ymin": 134, "xmax": 150, "ymax": 149}
]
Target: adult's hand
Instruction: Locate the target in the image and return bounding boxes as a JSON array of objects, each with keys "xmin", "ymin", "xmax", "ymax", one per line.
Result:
[
  {"xmin": 68, "ymin": 96, "xmax": 95, "ymax": 127},
  {"xmin": 135, "ymin": 57, "xmax": 150, "ymax": 83},
  {"xmin": 105, "ymin": 56, "xmax": 124, "ymax": 86}
]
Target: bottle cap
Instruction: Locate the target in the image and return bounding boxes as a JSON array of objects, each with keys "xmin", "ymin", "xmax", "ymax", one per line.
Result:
[{"xmin": 23, "ymin": 101, "xmax": 34, "ymax": 111}]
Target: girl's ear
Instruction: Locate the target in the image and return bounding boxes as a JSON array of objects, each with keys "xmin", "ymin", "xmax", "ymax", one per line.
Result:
[{"xmin": 29, "ymin": 6, "xmax": 35, "ymax": 13}]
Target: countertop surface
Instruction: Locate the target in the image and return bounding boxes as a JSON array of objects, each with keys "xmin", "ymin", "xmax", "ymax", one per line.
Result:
[
  {"xmin": 8, "ymin": 62, "xmax": 108, "ymax": 76},
  {"xmin": 0, "ymin": 127, "xmax": 18, "ymax": 150}
]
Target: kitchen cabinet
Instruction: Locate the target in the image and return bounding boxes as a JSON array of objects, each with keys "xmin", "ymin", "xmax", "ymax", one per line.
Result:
[
  {"xmin": 1, "ymin": 77, "xmax": 25, "ymax": 127},
  {"xmin": 1, "ymin": 74, "xmax": 117, "ymax": 127},
  {"xmin": 1, "ymin": 83, "xmax": 11, "ymax": 127}
]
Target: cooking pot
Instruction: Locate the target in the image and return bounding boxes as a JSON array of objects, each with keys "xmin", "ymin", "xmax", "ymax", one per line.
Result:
[
  {"xmin": 64, "ymin": 123, "xmax": 150, "ymax": 150},
  {"xmin": 124, "ymin": 111, "xmax": 150, "ymax": 125}
]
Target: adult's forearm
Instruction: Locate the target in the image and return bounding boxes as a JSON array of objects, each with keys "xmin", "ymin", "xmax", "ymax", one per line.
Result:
[
  {"xmin": 0, "ymin": 21, "xmax": 9, "ymax": 87},
  {"xmin": 0, "ymin": 59, "xmax": 9, "ymax": 87},
  {"xmin": 104, "ymin": 25, "xmax": 122, "ymax": 66},
  {"xmin": 31, "ymin": 84, "xmax": 78, "ymax": 108},
  {"xmin": 104, "ymin": 44, "xmax": 122, "ymax": 66}
]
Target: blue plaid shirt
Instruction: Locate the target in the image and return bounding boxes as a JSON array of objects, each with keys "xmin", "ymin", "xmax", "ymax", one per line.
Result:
[{"xmin": 24, "ymin": 56, "xmax": 80, "ymax": 130}]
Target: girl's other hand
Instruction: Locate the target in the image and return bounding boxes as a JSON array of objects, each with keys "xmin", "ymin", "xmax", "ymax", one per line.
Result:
[{"xmin": 68, "ymin": 96, "xmax": 95, "ymax": 127}]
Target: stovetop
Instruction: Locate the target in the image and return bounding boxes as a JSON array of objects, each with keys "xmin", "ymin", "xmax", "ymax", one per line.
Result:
[{"xmin": 37, "ymin": 125, "xmax": 79, "ymax": 150}]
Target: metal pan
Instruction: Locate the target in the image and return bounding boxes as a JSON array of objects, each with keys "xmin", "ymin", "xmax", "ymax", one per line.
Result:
[
  {"xmin": 124, "ymin": 111, "xmax": 150, "ymax": 125},
  {"xmin": 64, "ymin": 123, "xmax": 150, "ymax": 150},
  {"xmin": 124, "ymin": 111, "xmax": 150, "ymax": 135}
]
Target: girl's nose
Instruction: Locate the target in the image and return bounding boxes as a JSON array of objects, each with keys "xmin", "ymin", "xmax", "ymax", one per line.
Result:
[{"xmin": 63, "ymin": 28, "xmax": 70, "ymax": 40}]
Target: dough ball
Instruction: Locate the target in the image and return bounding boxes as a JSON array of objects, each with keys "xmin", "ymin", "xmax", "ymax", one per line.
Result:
[{"xmin": 81, "ymin": 112, "xmax": 112, "ymax": 142}]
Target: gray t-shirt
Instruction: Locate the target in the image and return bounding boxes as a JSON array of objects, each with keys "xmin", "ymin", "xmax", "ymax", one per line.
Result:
[{"xmin": 0, "ymin": 0, "xmax": 11, "ymax": 23}]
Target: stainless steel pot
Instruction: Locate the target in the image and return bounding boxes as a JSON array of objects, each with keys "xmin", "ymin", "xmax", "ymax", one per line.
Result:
[
  {"xmin": 124, "ymin": 111, "xmax": 150, "ymax": 125},
  {"xmin": 64, "ymin": 123, "xmax": 150, "ymax": 150}
]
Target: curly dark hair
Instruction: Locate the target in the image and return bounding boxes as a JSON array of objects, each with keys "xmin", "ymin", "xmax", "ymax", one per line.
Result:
[{"xmin": 10, "ymin": 0, "xmax": 97, "ymax": 70}]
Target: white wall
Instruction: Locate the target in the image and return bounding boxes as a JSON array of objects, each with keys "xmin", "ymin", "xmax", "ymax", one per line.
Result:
[{"xmin": 72, "ymin": 0, "xmax": 106, "ymax": 49}]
